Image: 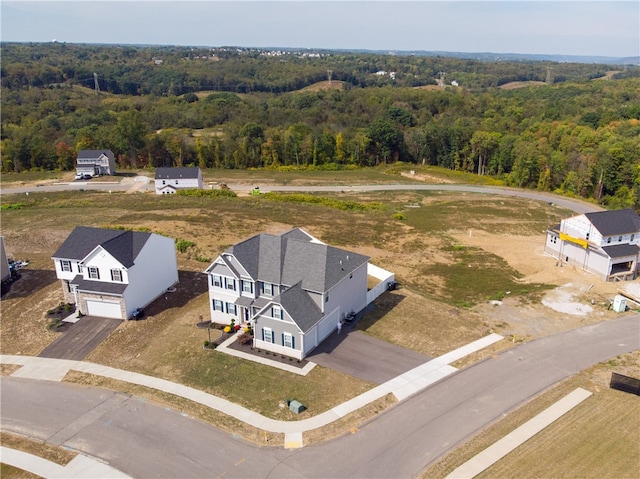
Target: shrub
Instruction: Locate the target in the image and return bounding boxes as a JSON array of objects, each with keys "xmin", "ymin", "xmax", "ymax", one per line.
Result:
[
  {"xmin": 392, "ymin": 212, "xmax": 407, "ymax": 221},
  {"xmin": 223, "ymin": 326, "xmax": 231, "ymax": 333},
  {"xmin": 237, "ymin": 333, "xmax": 253, "ymax": 345},
  {"xmin": 175, "ymin": 239, "xmax": 196, "ymax": 253},
  {"xmin": 204, "ymin": 340, "xmax": 210, "ymax": 347},
  {"xmin": 175, "ymin": 188, "xmax": 237, "ymax": 198}
]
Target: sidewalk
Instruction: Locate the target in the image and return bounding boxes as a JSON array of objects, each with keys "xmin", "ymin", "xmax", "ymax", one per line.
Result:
[
  {"xmin": 1, "ymin": 333, "xmax": 503, "ymax": 449},
  {"xmin": 0, "ymin": 446, "xmax": 131, "ymax": 478}
]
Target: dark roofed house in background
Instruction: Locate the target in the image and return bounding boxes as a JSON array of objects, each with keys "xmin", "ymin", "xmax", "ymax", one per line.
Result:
[
  {"xmin": 545, "ymin": 209, "xmax": 640, "ymax": 281},
  {"xmin": 52, "ymin": 226, "xmax": 178, "ymax": 319},
  {"xmin": 76, "ymin": 149, "xmax": 116, "ymax": 176},
  {"xmin": 205, "ymin": 228, "xmax": 394, "ymax": 360},
  {"xmin": 154, "ymin": 167, "xmax": 203, "ymax": 194}
]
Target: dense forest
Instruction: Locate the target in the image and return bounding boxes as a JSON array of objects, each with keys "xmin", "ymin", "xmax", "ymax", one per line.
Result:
[{"xmin": 2, "ymin": 42, "xmax": 639, "ymax": 209}]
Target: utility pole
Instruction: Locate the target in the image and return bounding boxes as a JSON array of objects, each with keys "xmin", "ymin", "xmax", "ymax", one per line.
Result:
[{"xmin": 327, "ymin": 69, "xmax": 333, "ymax": 84}]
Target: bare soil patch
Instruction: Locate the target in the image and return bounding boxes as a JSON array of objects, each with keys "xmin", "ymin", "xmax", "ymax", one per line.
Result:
[{"xmin": 299, "ymin": 80, "xmax": 347, "ymax": 92}]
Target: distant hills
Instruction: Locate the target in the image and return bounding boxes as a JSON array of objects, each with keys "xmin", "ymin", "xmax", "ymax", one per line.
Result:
[{"xmin": 331, "ymin": 49, "xmax": 640, "ymax": 66}]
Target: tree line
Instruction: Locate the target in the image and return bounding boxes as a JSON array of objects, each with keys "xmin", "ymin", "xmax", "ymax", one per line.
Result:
[{"xmin": 1, "ymin": 42, "xmax": 639, "ymax": 210}]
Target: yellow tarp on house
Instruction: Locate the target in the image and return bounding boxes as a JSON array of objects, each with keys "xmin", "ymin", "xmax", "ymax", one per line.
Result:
[{"xmin": 559, "ymin": 232, "xmax": 588, "ymax": 249}]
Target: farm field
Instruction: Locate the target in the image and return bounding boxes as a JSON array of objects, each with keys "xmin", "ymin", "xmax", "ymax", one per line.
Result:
[{"xmin": 1, "ymin": 181, "xmax": 634, "ymax": 456}]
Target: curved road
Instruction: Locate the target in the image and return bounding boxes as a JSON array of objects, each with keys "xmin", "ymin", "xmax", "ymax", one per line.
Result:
[
  {"xmin": 2, "ymin": 178, "xmax": 602, "ymax": 214},
  {"xmin": 2, "ymin": 315, "xmax": 637, "ymax": 478}
]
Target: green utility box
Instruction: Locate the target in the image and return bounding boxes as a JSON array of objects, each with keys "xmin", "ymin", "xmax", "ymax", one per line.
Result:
[{"xmin": 289, "ymin": 400, "xmax": 306, "ymax": 414}]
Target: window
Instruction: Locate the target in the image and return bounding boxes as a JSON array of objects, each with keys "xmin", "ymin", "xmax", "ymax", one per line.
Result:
[
  {"xmin": 60, "ymin": 260, "xmax": 72, "ymax": 272},
  {"xmin": 283, "ymin": 333, "xmax": 294, "ymax": 349},
  {"xmin": 263, "ymin": 327, "xmax": 274, "ymax": 343},
  {"xmin": 225, "ymin": 278, "xmax": 236, "ymax": 291},
  {"xmin": 631, "ymin": 234, "xmax": 635, "ymax": 242},
  {"xmin": 272, "ymin": 306, "xmax": 283, "ymax": 319},
  {"xmin": 213, "ymin": 299, "xmax": 224, "ymax": 312},
  {"xmin": 618, "ymin": 236, "xmax": 623, "ymax": 242},
  {"xmin": 88, "ymin": 267, "xmax": 100, "ymax": 279},
  {"xmin": 77, "ymin": 263, "xmax": 83, "ymax": 273},
  {"xmin": 262, "ymin": 282, "xmax": 273, "ymax": 296},
  {"xmin": 242, "ymin": 280, "xmax": 253, "ymax": 294},
  {"xmin": 607, "ymin": 237, "xmax": 612, "ymax": 244},
  {"xmin": 226, "ymin": 303, "xmax": 237, "ymax": 315},
  {"xmin": 586, "ymin": 233, "xmax": 589, "ymax": 240},
  {"xmin": 162, "ymin": 180, "xmax": 166, "ymax": 185},
  {"xmin": 325, "ymin": 294, "xmax": 329, "ymax": 303},
  {"xmin": 110, "ymin": 269, "xmax": 122, "ymax": 282},
  {"xmin": 212, "ymin": 275, "xmax": 222, "ymax": 287}
]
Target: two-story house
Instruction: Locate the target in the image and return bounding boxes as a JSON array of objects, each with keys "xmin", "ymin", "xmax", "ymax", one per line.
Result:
[
  {"xmin": 76, "ymin": 150, "xmax": 116, "ymax": 176},
  {"xmin": 52, "ymin": 226, "xmax": 178, "ymax": 319},
  {"xmin": 205, "ymin": 228, "xmax": 371, "ymax": 360},
  {"xmin": 154, "ymin": 167, "xmax": 203, "ymax": 194},
  {"xmin": 545, "ymin": 209, "xmax": 640, "ymax": 281}
]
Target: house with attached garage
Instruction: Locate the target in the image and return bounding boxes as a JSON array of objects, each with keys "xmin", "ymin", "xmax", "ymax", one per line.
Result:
[
  {"xmin": 154, "ymin": 167, "xmax": 203, "ymax": 194},
  {"xmin": 52, "ymin": 226, "xmax": 178, "ymax": 319},
  {"xmin": 205, "ymin": 228, "xmax": 394, "ymax": 360},
  {"xmin": 76, "ymin": 149, "xmax": 116, "ymax": 176},
  {"xmin": 545, "ymin": 208, "xmax": 640, "ymax": 281}
]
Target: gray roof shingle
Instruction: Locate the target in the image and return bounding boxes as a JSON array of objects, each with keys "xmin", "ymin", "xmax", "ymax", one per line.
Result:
[
  {"xmin": 585, "ymin": 209, "xmax": 640, "ymax": 236},
  {"xmin": 154, "ymin": 167, "xmax": 201, "ymax": 180},
  {"xmin": 52, "ymin": 226, "xmax": 151, "ymax": 268},
  {"xmin": 602, "ymin": 244, "xmax": 640, "ymax": 258},
  {"xmin": 274, "ymin": 282, "xmax": 323, "ymax": 333}
]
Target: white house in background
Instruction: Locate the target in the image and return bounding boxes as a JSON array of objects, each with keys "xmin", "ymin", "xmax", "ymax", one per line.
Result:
[
  {"xmin": 1, "ymin": 236, "xmax": 10, "ymax": 282},
  {"xmin": 52, "ymin": 226, "xmax": 178, "ymax": 319},
  {"xmin": 205, "ymin": 228, "xmax": 395, "ymax": 360},
  {"xmin": 545, "ymin": 209, "xmax": 640, "ymax": 281},
  {"xmin": 76, "ymin": 149, "xmax": 116, "ymax": 176},
  {"xmin": 154, "ymin": 167, "xmax": 203, "ymax": 194}
]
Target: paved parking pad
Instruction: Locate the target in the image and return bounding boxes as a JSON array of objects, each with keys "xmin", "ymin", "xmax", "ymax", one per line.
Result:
[
  {"xmin": 38, "ymin": 316, "xmax": 122, "ymax": 360},
  {"xmin": 307, "ymin": 329, "xmax": 432, "ymax": 384}
]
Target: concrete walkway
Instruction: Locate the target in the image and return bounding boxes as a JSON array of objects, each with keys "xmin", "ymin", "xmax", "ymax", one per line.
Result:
[
  {"xmin": 445, "ymin": 388, "xmax": 593, "ymax": 479},
  {"xmin": 1, "ymin": 333, "xmax": 502, "ymax": 450},
  {"xmin": 0, "ymin": 446, "xmax": 131, "ymax": 478}
]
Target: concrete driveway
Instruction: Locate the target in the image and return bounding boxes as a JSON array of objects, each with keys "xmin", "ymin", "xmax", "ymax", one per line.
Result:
[
  {"xmin": 306, "ymin": 328, "xmax": 431, "ymax": 384},
  {"xmin": 38, "ymin": 316, "xmax": 122, "ymax": 360}
]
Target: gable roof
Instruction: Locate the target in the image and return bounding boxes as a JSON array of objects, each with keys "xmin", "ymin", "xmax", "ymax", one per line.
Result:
[
  {"xmin": 155, "ymin": 167, "xmax": 201, "ymax": 180},
  {"xmin": 275, "ymin": 282, "xmax": 323, "ymax": 333},
  {"xmin": 77, "ymin": 149, "xmax": 113, "ymax": 159},
  {"xmin": 584, "ymin": 209, "xmax": 640, "ymax": 236},
  {"xmin": 223, "ymin": 228, "xmax": 369, "ymax": 292},
  {"xmin": 52, "ymin": 226, "xmax": 151, "ymax": 268}
]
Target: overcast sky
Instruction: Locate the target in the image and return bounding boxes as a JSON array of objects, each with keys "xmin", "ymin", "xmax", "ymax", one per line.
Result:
[{"xmin": 2, "ymin": 1, "xmax": 638, "ymax": 58}]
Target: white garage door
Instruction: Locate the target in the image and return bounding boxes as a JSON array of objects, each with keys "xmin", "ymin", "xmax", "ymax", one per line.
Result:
[{"xmin": 86, "ymin": 300, "xmax": 122, "ymax": 319}]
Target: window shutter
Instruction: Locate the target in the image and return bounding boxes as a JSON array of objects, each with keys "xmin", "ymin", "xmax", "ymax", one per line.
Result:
[
  {"xmin": 281, "ymin": 333, "xmax": 285, "ymax": 345},
  {"xmin": 261, "ymin": 329, "xmax": 265, "ymax": 341},
  {"xmin": 292, "ymin": 336, "xmax": 295, "ymax": 349},
  {"xmin": 271, "ymin": 330, "xmax": 275, "ymax": 343}
]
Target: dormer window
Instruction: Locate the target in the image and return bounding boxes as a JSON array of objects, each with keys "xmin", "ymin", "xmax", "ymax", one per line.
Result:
[
  {"xmin": 262, "ymin": 282, "xmax": 273, "ymax": 296},
  {"xmin": 618, "ymin": 236, "xmax": 623, "ymax": 242},
  {"xmin": 607, "ymin": 237, "xmax": 611, "ymax": 244},
  {"xmin": 242, "ymin": 280, "xmax": 253, "ymax": 294}
]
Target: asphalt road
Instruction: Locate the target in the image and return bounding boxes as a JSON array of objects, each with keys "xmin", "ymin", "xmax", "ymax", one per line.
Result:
[
  {"xmin": 2, "ymin": 314, "xmax": 637, "ymax": 478},
  {"xmin": 2, "ymin": 179, "xmax": 602, "ymax": 215}
]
